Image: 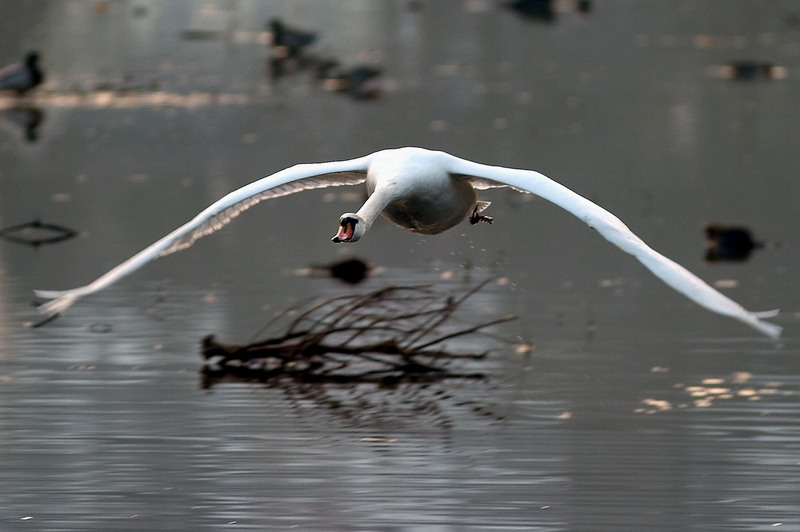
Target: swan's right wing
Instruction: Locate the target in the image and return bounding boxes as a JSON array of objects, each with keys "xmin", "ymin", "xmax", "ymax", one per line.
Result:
[
  {"xmin": 158, "ymin": 169, "xmax": 367, "ymax": 256},
  {"xmin": 34, "ymin": 155, "xmax": 372, "ymax": 316}
]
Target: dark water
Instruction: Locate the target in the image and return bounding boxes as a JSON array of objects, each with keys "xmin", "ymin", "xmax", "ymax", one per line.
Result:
[{"xmin": 1, "ymin": 1, "xmax": 798, "ymax": 530}]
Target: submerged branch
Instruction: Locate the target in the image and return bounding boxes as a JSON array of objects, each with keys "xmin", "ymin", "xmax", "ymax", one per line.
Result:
[{"xmin": 201, "ymin": 280, "xmax": 516, "ymax": 387}]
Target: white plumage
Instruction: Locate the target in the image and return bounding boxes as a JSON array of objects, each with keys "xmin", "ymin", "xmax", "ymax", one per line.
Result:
[{"xmin": 35, "ymin": 147, "xmax": 781, "ymax": 338}]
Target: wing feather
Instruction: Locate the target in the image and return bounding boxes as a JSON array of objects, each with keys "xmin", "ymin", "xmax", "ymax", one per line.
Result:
[
  {"xmin": 34, "ymin": 158, "xmax": 370, "ymax": 316},
  {"xmin": 446, "ymin": 153, "xmax": 781, "ymax": 338},
  {"xmin": 159, "ymin": 172, "xmax": 366, "ymax": 256}
]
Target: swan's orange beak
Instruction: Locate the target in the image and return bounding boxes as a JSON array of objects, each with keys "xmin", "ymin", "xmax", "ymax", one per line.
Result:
[{"xmin": 332, "ymin": 218, "xmax": 356, "ymax": 243}]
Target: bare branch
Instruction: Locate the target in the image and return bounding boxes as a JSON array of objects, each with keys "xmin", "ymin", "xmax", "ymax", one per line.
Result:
[{"xmin": 201, "ymin": 280, "xmax": 515, "ymax": 387}]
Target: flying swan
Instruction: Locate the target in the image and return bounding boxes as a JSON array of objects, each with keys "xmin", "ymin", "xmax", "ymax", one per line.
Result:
[{"xmin": 35, "ymin": 147, "xmax": 781, "ymax": 338}]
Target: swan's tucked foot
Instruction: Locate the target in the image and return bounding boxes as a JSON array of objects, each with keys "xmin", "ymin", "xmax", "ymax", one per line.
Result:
[
  {"xmin": 469, "ymin": 200, "xmax": 493, "ymax": 225},
  {"xmin": 469, "ymin": 210, "xmax": 493, "ymax": 225}
]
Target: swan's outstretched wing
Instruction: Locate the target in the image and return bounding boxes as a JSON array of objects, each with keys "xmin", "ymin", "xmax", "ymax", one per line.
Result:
[
  {"xmin": 444, "ymin": 153, "xmax": 782, "ymax": 338},
  {"xmin": 35, "ymin": 156, "xmax": 372, "ymax": 316}
]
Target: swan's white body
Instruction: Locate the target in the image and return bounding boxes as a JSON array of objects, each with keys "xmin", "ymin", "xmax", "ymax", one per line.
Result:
[{"xmin": 35, "ymin": 147, "xmax": 781, "ymax": 338}]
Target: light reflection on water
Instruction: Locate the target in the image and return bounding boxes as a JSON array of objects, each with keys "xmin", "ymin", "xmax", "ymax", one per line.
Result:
[{"xmin": 1, "ymin": 0, "xmax": 799, "ymax": 530}]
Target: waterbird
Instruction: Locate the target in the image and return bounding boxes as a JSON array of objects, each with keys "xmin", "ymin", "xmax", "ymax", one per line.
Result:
[
  {"xmin": 317, "ymin": 61, "xmax": 383, "ymax": 100},
  {"xmin": 1, "ymin": 105, "xmax": 44, "ymax": 141},
  {"xmin": 34, "ymin": 147, "xmax": 781, "ymax": 338},
  {"xmin": 266, "ymin": 18, "xmax": 316, "ymax": 59},
  {"xmin": 0, "ymin": 52, "xmax": 44, "ymax": 94}
]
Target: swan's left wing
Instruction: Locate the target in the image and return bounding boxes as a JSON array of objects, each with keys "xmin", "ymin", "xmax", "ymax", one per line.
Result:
[
  {"xmin": 444, "ymin": 153, "xmax": 781, "ymax": 338},
  {"xmin": 34, "ymin": 156, "xmax": 371, "ymax": 316}
]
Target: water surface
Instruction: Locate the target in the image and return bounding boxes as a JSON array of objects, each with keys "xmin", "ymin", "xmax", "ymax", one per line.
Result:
[{"xmin": 1, "ymin": 1, "xmax": 798, "ymax": 530}]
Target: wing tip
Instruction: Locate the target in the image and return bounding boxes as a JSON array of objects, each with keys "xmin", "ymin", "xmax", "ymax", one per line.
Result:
[
  {"xmin": 34, "ymin": 289, "xmax": 81, "ymax": 317},
  {"xmin": 753, "ymin": 309, "xmax": 780, "ymax": 319},
  {"xmin": 751, "ymin": 317, "xmax": 782, "ymax": 340}
]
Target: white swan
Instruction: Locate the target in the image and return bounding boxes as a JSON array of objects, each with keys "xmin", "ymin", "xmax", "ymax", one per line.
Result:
[{"xmin": 35, "ymin": 147, "xmax": 781, "ymax": 338}]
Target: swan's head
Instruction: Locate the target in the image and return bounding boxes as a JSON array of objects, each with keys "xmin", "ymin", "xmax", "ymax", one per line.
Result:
[{"xmin": 331, "ymin": 213, "xmax": 366, "ymax": 243}]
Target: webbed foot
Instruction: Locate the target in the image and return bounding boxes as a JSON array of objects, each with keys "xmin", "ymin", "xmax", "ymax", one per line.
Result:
[{"xmin": 469, "ymin": 208, "xmax": 493, "ymax": 225}]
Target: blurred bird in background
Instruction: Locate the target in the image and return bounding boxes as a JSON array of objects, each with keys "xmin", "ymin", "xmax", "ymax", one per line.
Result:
[{"xmin": 0, "ymin": 52, "xmax": 44, "ymax": 95}]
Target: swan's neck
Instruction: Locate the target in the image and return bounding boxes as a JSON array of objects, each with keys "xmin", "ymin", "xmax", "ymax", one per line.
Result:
[{"xmin": 356, "ymin": 187, "xmax": 395, "ymax": 231}]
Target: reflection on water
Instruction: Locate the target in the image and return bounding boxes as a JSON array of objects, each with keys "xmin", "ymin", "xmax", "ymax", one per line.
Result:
[
  {"xmin": 1, "ymin": 0, "xmax": 799, "ymax": 530},
  {"xmin": 0, "ymin": 105, "xmax": 43, "ymax": 142},
  {"xmin": 0, "ymin": 219, "xmax": 77, "ymax": 248},
  {"xmin": 0, "ymin": 91, "xmax": 258, "ymax": 109}
]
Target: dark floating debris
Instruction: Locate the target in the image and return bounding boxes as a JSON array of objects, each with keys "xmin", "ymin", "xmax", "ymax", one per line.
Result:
[
  {"xmin": 508, "ymin": 0, "xmax": 557, "ymax": 21},
  {"xmin": 718, "ymin": 60, "xmax": 786, "ymax": 80},
  {"xmin": 0, "ymin": 52, "xmax": 44, "ymax": 95},
  {"xmin": 704, "ymin": 224, "xmax": 780, "ymax": 263},
  {"xmin": 201, "ymin": 281, "xmax": 516, "ymax": 388},
  {"xmin": 327, "ymin": 257, "xmax": 372, "ymax": 284},
  {"xmin": 0, "ymin": 219, "xmax": 77, "ymax": 247},
  {"xmin": 297, "ymin": 257, "xmax": 376, "ymax": 284},
  {"xmin": 506, "ymin": 0, "xmax": 591, "ymax": 22},
  {"xmin": 704, "ymin": 224, "xmax": 765, "ymax": 263}
]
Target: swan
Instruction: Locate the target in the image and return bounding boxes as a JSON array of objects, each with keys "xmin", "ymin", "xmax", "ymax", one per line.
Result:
[{"xmin": 34, "ymin": 147, "xmax": 782, "ymax": 338}]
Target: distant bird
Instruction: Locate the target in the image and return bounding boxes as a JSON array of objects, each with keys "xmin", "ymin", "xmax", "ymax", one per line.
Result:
[
  {"xmin": 0, "ymin": 52, "xmax": 44, "ymax": 94},
  {"xmin": 34, "ymin": 147, "xmax": 781, "ymax": 338},
  {"xmin": 266, "ymin": 18, "xmax": 316, "ymax": 58},
  {"xmin": 507, "ymin": 0, "xmax": 591, "ymax": 20},
  {"xmin": 507, "ymin": 0, "xmax": 556, "ymax": 21},
  {"xmin": 704, "ymin": 224, "xmax": 763, "ymax": 263},
  {"xmin": 318, "ymin": 61, "xmax": 382, "ymax": 100}
]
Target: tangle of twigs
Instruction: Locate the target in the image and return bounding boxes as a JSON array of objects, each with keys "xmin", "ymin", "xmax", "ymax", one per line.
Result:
[{"xmin": 201, "ymin": 280, "xmax": 516, "ymax": 387}]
